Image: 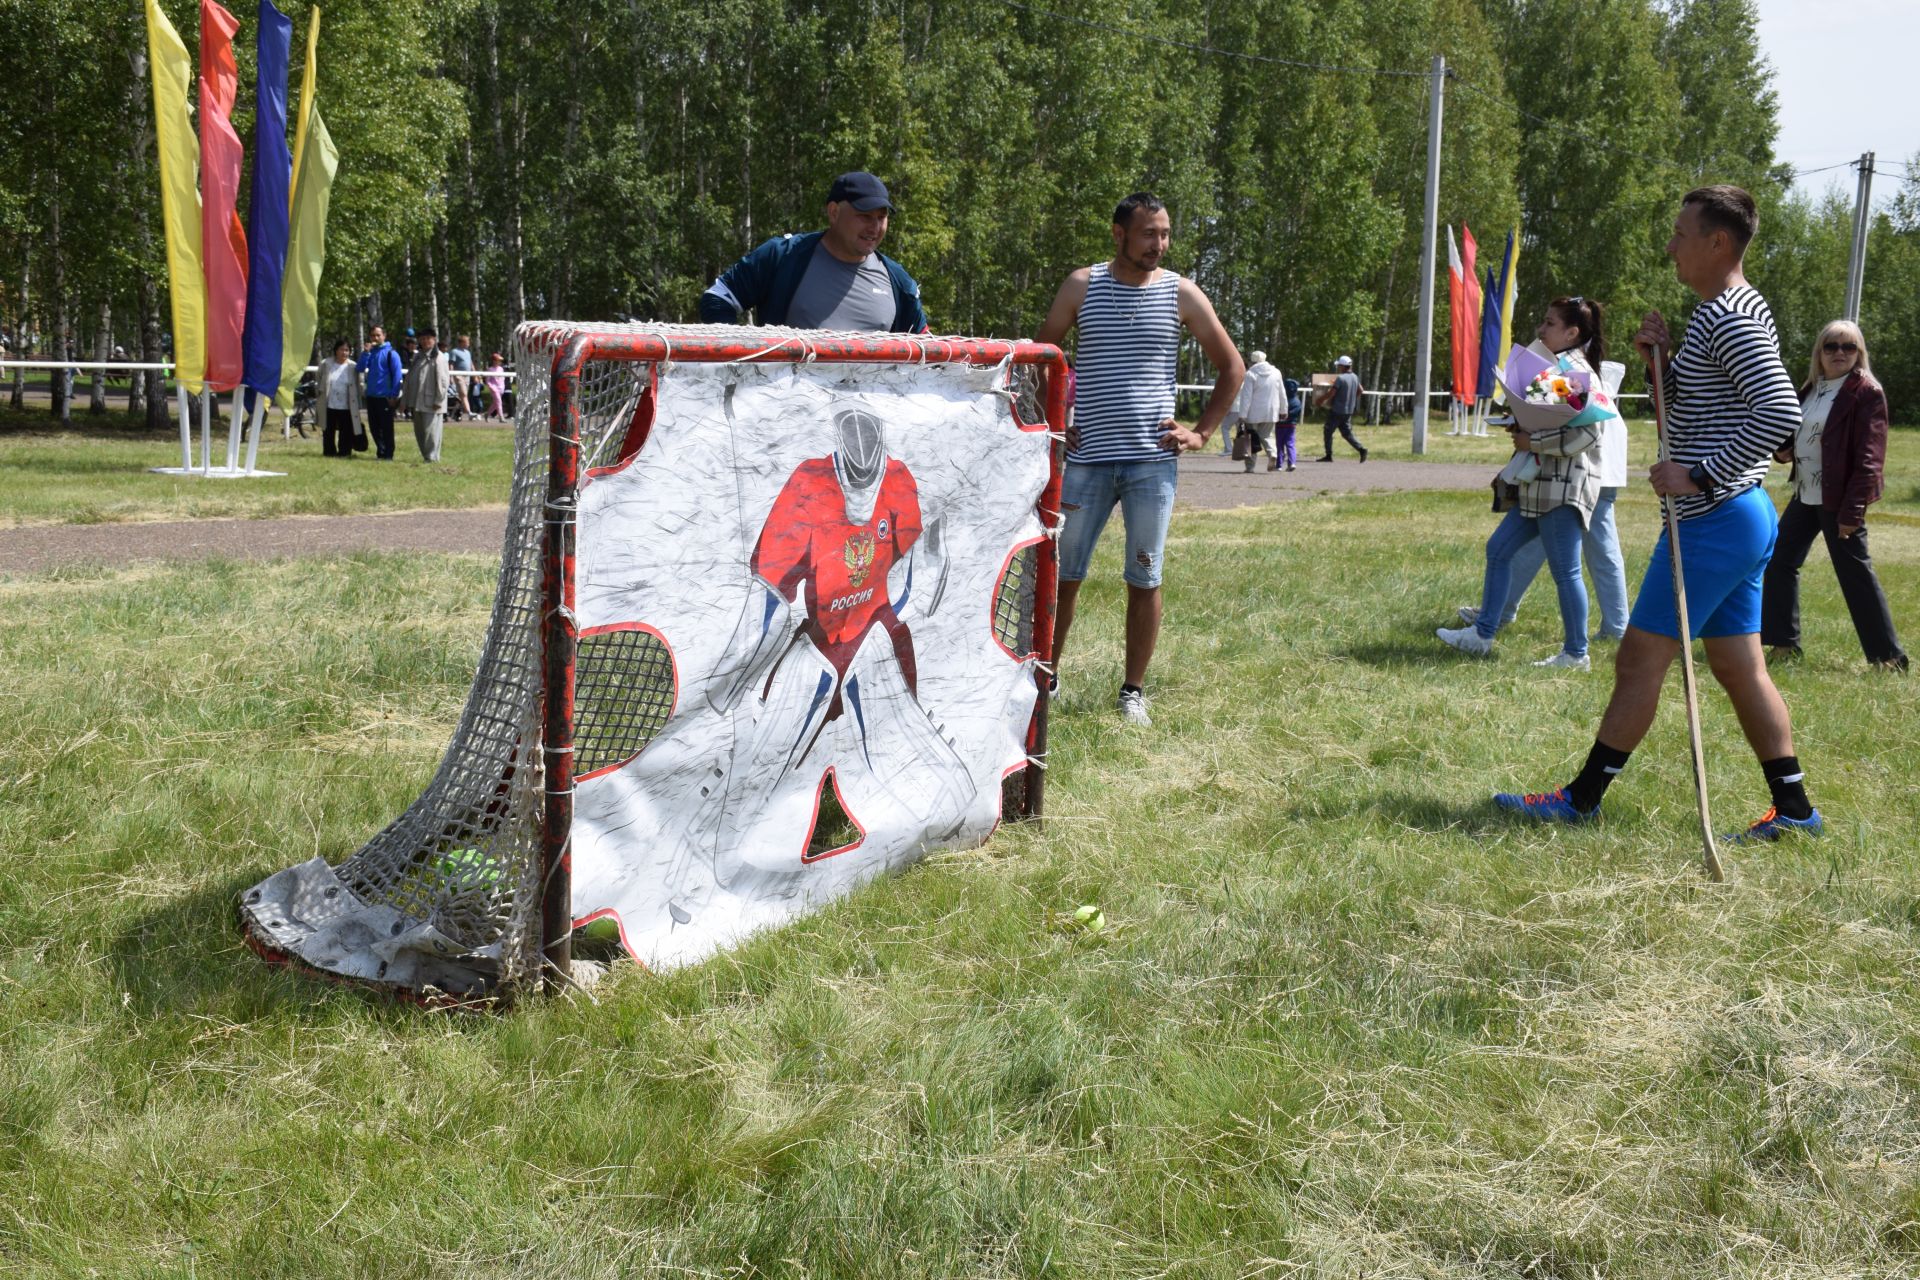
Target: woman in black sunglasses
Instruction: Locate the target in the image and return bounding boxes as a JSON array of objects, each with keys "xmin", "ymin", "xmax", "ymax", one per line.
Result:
[{"xmin": 1760, "ymin": 319, "xmax": 1907, "ymax": 670}]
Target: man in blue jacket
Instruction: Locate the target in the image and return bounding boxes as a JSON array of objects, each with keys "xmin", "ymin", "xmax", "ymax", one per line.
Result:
[
  {"xmin": 700, "ymin": 172, "xmax": 928, "ymax": 333},
  {"xmin": 356, "ymin": 325, "xmax": 404, "ymax": 460}
]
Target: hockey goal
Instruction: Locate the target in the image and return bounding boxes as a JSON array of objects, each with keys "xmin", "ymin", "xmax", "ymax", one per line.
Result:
[{"xmin": 241, "ymin": 323, "xmax": 1066, "ymax": 1002}]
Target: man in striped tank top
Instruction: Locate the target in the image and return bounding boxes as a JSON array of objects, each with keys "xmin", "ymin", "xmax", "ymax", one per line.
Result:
[
  {"xmin": 1034, "ymin": 193, "xmax": 1245, "ymax": 726},
  {"xmin": 1497, "ymin": 186, "xmax": 1822, "ymax": 845}
]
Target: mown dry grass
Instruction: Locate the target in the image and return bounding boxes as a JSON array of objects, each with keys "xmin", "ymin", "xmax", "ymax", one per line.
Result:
[{"xmin": 1, "ymin": 469, "xmax": 1917, "ymax": 1277}]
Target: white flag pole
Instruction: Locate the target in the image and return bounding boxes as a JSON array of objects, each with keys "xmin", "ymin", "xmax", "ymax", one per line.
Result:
[
  {"xmin": 200, "ymin": 388, "xmax": 212, "ymax": 476},
  {"xmin": 225, "ymin": 389, "xmax": 245, "ymax": 471},
  {"xmin": 243, "ymin": 393, "xmax": 266, "ymax": 473},
  {"xmin": 176, "ymin": 383, "xmax": 193, "ymax": 470}
]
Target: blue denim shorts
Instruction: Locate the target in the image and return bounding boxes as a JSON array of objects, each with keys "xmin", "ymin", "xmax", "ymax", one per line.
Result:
[
  {"xmin": 1629, "ymin": 484, "xmax": 1777, "ymax": 640},
  {"xmin": 1057, "ymin": 458, "xmax": 1178, "ymax": 588}
]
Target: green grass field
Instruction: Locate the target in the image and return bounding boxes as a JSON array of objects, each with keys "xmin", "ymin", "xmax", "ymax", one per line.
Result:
[
  {"xmin": 2, "ymin": 429, "xmax": 1920, "ymax": 1276},
  {"xmin": 0, "ymin": 408, "xmax": 514, "ymax": 527}
]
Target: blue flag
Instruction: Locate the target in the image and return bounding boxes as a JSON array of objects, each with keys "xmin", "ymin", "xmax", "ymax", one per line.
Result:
[
  {"xmin": 1475, "ymin": 266, "xmax": 1503, "ymax": 401},
  {"xmin": 241, "ymin": 0, "xmax": 294, "ymax": 397}
]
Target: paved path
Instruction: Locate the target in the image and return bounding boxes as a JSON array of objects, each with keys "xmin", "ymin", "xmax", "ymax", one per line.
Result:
[{"xmin": 0, "ymin": 455, "xmax": 1491, "ymax": 576}]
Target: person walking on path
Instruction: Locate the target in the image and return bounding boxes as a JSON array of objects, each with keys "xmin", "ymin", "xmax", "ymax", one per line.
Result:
[
  {"xmin": 699, "ymin": 172, "xmax": 928, "ymax": 332},
  {"xmin": 319, "ymin": 338, "xmax": 364, "ymax": 458},
  {"xmin": 1437, "ymin": 297, "xmax": 1616, "ymax": 670},
  {"xmin": 403, "ymin": 327, "xmax": 451, "ymax": 463},
  {"xmin": 1277, "ymin": 374, "xmax": 1303, "ymax": 471},
  {"xmin": 356, "ymin": 325, "xmax": 404, "ymax": 460},
  {"xmin": 445, "ymin": 333, "xmax": 474, "ymax": 421},
  {"xmin": 1034, "ymin": 191, "xmax": 1244, "ymax": 727},
  {"xmin": 1313, "ymin": 356, "xmax": 1368, "ymax": 461},
  {"xmin": 483, "ymin": 353, "xmax": 508, "ymax": 422},
  {"xmin": 1760, "ymin": 319, "xmax": 1907, "ymax": 671},
  {"xmin": 1230, "ymin": 351, "xmax": 1286, "ymax": 472},
  {"xmin": 1494, "ymin": 185, "xmax": 1822, "ymax": 845}
]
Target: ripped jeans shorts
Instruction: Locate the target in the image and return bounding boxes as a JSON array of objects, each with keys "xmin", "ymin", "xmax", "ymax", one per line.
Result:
[{"xmin": 1057, "ymin": 458, "xmax": 1178, "ymax": 589}]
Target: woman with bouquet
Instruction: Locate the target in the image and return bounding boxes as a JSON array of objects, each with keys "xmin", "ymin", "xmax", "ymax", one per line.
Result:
[
  {"xmin": 1759, "ymin": 320, "xmax": 1907, "ymax": 670},
  {"xmin": 1437, "ymin": 296, "xmax": 1615, "ymax": 669}
]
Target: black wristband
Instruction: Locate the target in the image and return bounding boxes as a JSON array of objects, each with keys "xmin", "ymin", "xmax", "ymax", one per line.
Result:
[{"xmin": 1687, "ymin": 461, "xmax": 1713, "ymax": 493}]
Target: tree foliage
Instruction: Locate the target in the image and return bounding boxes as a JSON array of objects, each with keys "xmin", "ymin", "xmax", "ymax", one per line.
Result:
[{"xmin": 2, "ymin": 0, "xmax": 1910, "ymax": 418}]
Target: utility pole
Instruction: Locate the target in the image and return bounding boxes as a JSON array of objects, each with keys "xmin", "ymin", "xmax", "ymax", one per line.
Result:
[
  {"xmin": 1844, "ymin": 151, "xmax": 1874, "ymax": 321},
  {"xmin": 1411, "ymin": 55, "xmax": 1446, "ymax": 456}
]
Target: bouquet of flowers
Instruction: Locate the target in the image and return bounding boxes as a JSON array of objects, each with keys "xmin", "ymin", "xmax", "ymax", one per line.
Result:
[{"xmin": 1499, "ymin": 341, "xmax": 1617, "ymax": 433}]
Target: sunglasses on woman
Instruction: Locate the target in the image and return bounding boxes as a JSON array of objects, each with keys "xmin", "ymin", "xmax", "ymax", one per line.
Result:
[{"xmin": 1823, "ymin": 341, "xmax": 1859, "ymax": 354}]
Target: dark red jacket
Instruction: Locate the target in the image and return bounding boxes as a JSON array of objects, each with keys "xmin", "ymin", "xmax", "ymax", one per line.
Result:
[{"xmin": 1790, "ymin": 369, "xmax": 1889, "ymax": 526}]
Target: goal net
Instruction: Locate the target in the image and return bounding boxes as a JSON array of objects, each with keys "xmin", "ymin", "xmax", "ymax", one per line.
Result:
[{"xmin": 240, "ymin": 323, "xmax": 1066, "ymax": 1002}]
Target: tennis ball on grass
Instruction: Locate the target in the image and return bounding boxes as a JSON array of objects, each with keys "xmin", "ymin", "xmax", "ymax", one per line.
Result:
[
  {"xmin": 578, "ymin": 917, "xmax": 621, "ymax": 945},
  {"xmin": 1074, "ymin": 904, "xmax": 1106, "ymax": 933}
]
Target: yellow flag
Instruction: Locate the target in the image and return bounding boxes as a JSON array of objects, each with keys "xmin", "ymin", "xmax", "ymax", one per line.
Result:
[
  {"xmin": 287, "ymin": 9, "xmax": 319, "ymax": 209},
  {"xmin": 277, "ymin": 104, "xmax": 338, "ymax": 411},
  {"xmin": 144, "ymin": 0, "xmax": 206, "ymax": 395},
  {"xmin": 1491, "ymin": 225, "xmax": 1522, "ymax": 406}
]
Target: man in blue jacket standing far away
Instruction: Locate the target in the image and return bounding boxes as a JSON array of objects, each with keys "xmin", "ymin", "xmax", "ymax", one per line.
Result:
[
  {"xmin": 356, "ymin": 325, "xmax": 405, "ymax": 461},
  {"xmin": 700, "ymin": 172, "xmax": 929, "ymax": 333}
]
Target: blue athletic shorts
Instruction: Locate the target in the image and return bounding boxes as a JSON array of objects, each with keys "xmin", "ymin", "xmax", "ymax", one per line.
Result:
[
  {"xmin": 1057, "ymin": 458, "xmax": 1178, "ymax": 588},
  {"xmin": 1628, "ymin": 484, "xmax": 1777, "ymax": 640}
]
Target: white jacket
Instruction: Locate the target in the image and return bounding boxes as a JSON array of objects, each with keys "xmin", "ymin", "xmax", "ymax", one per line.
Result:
[
  {"xmin": 1594, "ymin": 360, "xmax": 1628, "ymax": 487},
  {"xmin": 1233, "ymin": 360, "xmax": 1286, "ymax": 424}
]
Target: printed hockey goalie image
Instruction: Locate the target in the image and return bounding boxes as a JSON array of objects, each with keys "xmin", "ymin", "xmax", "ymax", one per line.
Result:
[{"xmin": 570, "ymin": 358, "xmax": 1052, "ymax": 969}]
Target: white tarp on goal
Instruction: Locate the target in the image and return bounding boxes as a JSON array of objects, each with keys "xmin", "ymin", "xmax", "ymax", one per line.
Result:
[{"xmin": 572, "ymin": 358, "xmax": 1050, "ymax": 969}]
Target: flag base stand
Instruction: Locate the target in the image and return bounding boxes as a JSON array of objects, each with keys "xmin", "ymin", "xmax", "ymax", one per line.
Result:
[{"xmin": 146, "ymin": 466, "xmax": 287, "ymax": 479}]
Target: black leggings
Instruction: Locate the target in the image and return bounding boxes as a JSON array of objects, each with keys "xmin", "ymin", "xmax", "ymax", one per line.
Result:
[{"xmin": 1761, "ymin": 496, "xmax": 1905, "ymax": 664}]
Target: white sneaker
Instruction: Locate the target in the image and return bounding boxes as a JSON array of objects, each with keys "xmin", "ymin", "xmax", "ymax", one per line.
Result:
[
  {"xmin": 1436, "ymin": 625, "xmax": 1493, "ymax": 656},
  {"xmin": 1456, "ymin": 605, "xmax": 1480, "ymax": 625},
  {"xmin": 1116, "ymin": 686, "xmax": 1152, "ymax": 726},
  {"xmin": 1532, "ymin": 650, "xmax": 1591, "ymax": 671},
  {"xmin": 1047, "ymin": 672, "xmax": 1063, "ymax": 703}
]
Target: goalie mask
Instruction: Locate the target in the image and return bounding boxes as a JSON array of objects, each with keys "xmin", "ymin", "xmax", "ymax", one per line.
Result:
[{"xmin": 831, "ymin": 406, "xmax": 888, "ymax": 524}]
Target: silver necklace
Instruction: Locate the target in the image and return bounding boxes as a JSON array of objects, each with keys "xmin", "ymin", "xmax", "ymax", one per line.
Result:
[{"xmin": 1107, "ymin": 266, "xmax": 1153, "ymax": 324}]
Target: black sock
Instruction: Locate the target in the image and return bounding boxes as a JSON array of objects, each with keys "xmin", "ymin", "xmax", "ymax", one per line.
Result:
[
  {"xmin": 1120, "ymin": 682, "xmax": 1142, "ymax": 697},
  {"xmin": 1762, "ymin": 756, "xmax": 1813, "ymax": 819},
  {"xmin": 1566, "ymin": 740, "xmax": 1632, "ymax": 813}
]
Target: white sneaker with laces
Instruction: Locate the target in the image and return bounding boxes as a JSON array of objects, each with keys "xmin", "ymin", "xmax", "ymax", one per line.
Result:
[
  {"xmin": 1116, "ymin": 686, "xmax": 1152, "ymax": 726},
  {"xmin": 1436, "ymin": 625, "xmax": 1493, "ymax": 656},
  {"xmin": 1532, "ymin": 650, "xmax": 1591, "ymax": 671},
  {"xmin": 1456, "ymin": 605, "xmax": 1480, "ymax": 626}
]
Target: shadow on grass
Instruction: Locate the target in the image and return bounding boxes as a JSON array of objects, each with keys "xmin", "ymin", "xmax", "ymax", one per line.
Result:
[
  {"xmin": 1337, "ymin": 635, "xmax": 1472, "ymax": 671},
  {"xmin": 0, "ymin": 406, "xmax": 172, "ymax": 437},
  {"xmin": 1289, "ymin": 786, "xmax": 1511, "ymax": 836},
  {"xmin": 107, "ymin": 867, "xmax": 435, "ymax": 1022}
]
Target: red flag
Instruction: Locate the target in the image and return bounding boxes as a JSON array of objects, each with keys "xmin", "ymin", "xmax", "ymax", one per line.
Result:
[
  {"xmin": 1447, "ymin": 228, "xmax": 1468, "ymax": 404},
  {"xmin": 200, "ymin": 0, "xmax": 248, "ymax": 392},
  {"xmin": 1462, "ymin": 224, "xmax": 1483, "ymax": 403}
]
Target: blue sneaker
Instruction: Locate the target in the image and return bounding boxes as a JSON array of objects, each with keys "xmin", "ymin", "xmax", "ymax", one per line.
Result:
[
  {"xmin": 1493, "ymin": 787, "xmax": 1597, "ymax": 824},
  {"xmin": 1723, "ymin": 807, "xmax": 1823, "ymax": 845}
]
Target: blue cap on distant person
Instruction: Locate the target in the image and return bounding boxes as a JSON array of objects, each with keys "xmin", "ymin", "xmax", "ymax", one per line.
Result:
[
  {"xmin": 405, "ymin": 327, "xmax": 416, "ymax": 337},
  {"xmin": 828, "ymin": 172, "xmax": 893, "ymax": 212}
]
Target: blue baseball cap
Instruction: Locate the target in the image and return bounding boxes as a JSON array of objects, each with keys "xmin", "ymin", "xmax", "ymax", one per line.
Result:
[{"xmin": 828, "ymin": 172, "xmax": 893, "ymax": 212}]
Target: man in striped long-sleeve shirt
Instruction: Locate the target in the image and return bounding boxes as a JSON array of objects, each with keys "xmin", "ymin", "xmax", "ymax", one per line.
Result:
[{"xmin": 1497, "ymin": 185, "xmax": 1822, "ymax": 844}]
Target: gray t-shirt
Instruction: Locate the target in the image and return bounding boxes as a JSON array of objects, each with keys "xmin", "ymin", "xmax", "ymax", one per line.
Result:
[
  {"xmin": 787, "ymin": 243, "xmax": 895, "ymax": 331},
  {"xmin": 1328, "ymin": 371, "xmax": 1361, "ymax": 416}
]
